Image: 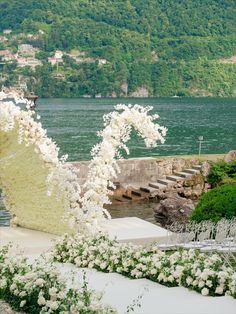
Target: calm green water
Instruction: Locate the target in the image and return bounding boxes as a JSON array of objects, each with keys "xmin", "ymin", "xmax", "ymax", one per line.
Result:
[{"xmin": 38, "ymin": 97, "xmax": 236, "ymax": 161}]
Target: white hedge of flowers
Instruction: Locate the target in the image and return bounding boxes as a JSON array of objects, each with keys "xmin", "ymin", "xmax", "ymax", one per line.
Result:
[
  {"xmin": 0, "ymin": 245, "xmax": 117, "ymax": 314},
  {"xmin": 0, "ymin": 92, "xmax": 167, "ymax": 234},
  {"xmin": 52, "ymin": 233, "xmax": 236, "ymax": 299}
]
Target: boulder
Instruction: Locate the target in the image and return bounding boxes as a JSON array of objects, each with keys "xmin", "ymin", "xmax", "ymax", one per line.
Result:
[
  {"xmin": 224, "ymin": 150, "xmax": 236, "ymax": 163},
  {"xmin": 153, "ymin": 192, "xmax": 195, "ymax": 227},
  {"xmin": 201, "ymin": 161, "xmax": 211, "ymax": 177}
]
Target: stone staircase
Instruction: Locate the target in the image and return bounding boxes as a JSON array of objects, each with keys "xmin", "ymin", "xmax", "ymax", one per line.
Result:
[{"xmin": 112, "ymin": 164, "xmax": 202, "ymax": 203}]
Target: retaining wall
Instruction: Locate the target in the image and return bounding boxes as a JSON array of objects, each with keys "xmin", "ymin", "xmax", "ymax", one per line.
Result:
[{"xmin": 71, "ymin": 156, "xmax": 205, "ymax": 187}]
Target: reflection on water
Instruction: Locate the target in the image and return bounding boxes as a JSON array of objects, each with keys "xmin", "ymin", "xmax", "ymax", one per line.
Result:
[
  {"xmin": 0, "ymin": 210, "xmax": 10, "ymax": 226},
  {"xmin": 106, "ymin": 201, "xmax": 157, "ymax": 224},
  {"xmin": 0, "ymin": 201, "xmax": 157, "ymax": 227},
  {"xmin": 0, "ymin": 195, "xmax": 10, "ymax": 226}
]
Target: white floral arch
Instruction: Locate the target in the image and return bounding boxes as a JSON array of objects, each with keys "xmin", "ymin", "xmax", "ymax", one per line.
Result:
[{"xmin": 0, "ymin": 92, "xmax": 167, "ymax": 234}]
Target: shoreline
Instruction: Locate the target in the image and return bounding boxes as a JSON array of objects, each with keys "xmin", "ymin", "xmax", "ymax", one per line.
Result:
[{"xmin": 38, "ymin": 96, "xmax": 236, "ymax": 100}]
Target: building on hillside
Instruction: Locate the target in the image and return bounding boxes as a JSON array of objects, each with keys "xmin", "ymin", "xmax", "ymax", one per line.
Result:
[
  {"xmin": 98, "ymin": 58, "xmax": 107, "ymax": 66},
  {"xmin": 18, "ymin": 44, "xmax": 38, "ymax": 56},
  {"xmin": 27, "ymin": 34, "xmax": 39, "ymax": 40},
  {"xmin": 17, "ymin": 57, "xmax": 42, "ymax": 70},
  {"xmin": 0, "ymin": 50, "xmax": 15, "ymax": 61},
  {"xmin": 0, "ymin": 35, "xmax": 8, "ymax": 42},
  {"xmin": 54, "ymin": 50, "xmax": 64, "ymax": 59},
  {"xmin": 67, "ymin": 50, "xmax": 86, "ymax": 59},
  {"xmin": 48, "ymin": 50, "xmax": 64, "ymax": 66},
  {"xmin": 3, "ymin": 29, "xmax": 12, "ymax": 35}
]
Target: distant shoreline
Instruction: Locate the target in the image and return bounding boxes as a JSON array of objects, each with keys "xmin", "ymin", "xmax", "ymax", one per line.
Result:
[{"xmin": 38, "ymin": 96, "xmax": 236, "ymax": 100}]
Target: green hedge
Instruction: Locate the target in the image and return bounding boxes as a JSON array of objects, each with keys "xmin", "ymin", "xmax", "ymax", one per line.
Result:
[
  {"xmin": 191, "ymin": 184, "xmax": 236, "ymax": 222},
  {"xmin": 207, "ymin": 159, "xmax": 236, "ymax": 187}
]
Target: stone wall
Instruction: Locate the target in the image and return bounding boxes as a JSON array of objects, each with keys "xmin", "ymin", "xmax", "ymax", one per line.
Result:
[{"xmin": 71, "ymin": 156, "xmax": 203, "ymax": 187}]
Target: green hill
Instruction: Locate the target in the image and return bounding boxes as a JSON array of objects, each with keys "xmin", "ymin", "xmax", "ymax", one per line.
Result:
[{"xmin": 0, "ymin": 0, "xmax": 236, "ymax": 97}]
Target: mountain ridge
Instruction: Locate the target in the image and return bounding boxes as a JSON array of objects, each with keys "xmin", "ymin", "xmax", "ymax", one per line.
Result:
[{"xmin": 0, "ymin": 0, "xmax": 236, "ymax": 97}]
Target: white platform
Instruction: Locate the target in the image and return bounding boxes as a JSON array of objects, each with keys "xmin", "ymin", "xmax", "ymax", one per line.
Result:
[
  {"xmin": 0, "ymin": 218, "xmax": 170, "ymax": 254},
  {"xmin": 103, "ymin": 217, "xmax": 170, "ymax": 244}
]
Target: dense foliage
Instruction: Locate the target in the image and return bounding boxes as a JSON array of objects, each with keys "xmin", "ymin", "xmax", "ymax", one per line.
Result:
[
  {"xmin": 0, "ymin": 0, "xmax": 236, "ymax": 97},
  {"xmin": 207, "ymin": 159, "xmax": 236, "ymax": 187},
  {"xmin": 191, "ymin": 184, "xmax": 236, "ymax": 223}
]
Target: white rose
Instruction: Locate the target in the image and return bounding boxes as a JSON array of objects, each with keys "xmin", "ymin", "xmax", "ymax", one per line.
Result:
[
  {"xmin": 215, "ymin": 286, "xmax": 224, "ymax": 294},
  {"xmin": 186, "ymin": 276, "xmax": 193, "ymax": 285},
  {"xmin": 49, "ymin": 301, "xmax": 59, "ymax": 311},
  {"xmin": 206, "ymin": 280, "xmax": 213, "ymax": 288},
  {"xmin": 20, "ymin": 300, "xmax": 26, "ymax": 308},
  {"xmin": 35, "ymin": 278, "xmax": 45, "ymax": 286},
  {"xmin": 38, "ymin": 296, "xmax": 46, "ymax": 306},
  {"xmin": 201, "ymin": 288, "xmax": 209, "ymax": 296},
  {"xmin": 198, "ymin": 281, "xmax": 205, "ymax": 288}
]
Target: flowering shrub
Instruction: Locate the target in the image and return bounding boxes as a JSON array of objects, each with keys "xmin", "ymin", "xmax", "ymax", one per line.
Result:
[
  {"xmin": 0, "ymin": 245, "xmax": 117, "ymax": 313},
  {"xmin": 52, "ymin": 233, "xmax": 236, "ymax": 298},
  {"xmin": 0, "ymin": 92, "xmax": 167, "ymax": 234}
]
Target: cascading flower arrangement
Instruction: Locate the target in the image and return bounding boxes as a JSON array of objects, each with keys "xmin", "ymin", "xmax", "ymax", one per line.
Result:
[
  {"xmin": 80, "ymin": 104, "xmax": 167, "ymax": 231},
  {"xmin": 0, "ymin": 92, "xmax": 167, "ymax": 234}
]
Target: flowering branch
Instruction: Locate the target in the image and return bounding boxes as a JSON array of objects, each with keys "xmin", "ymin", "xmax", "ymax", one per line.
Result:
[{"xmin": 81, "ymin": 104, "xmax": 167, "ymax": 229}]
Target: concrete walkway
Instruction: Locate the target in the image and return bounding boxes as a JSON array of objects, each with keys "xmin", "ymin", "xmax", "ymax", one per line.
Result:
[{"xmin": 59, "ymin": 264, "xmax": 236, "ymax": 314}]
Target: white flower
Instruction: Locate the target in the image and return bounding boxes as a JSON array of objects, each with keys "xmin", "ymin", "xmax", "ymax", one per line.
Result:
[
  {"xmin": 198, "ymin": 280, "xmax": 205, "ymax": 288},
  {"xmin": 38, "ymin": 295, "xmax": 46, "ymax": 306},
  {"xmin": 206, "ymin": 280, "xmax": 213, "ymax": 288},
  {"xmin": 35, "ymin": 278, "xmax": 45, "ymax": 286},
  {"xmin": 215, "ymin": 286, "xmax": 224, "ymax": 294},
  {"xmin": 49, "ymin": 301, "xmax": 59, "ymax": 311},
  {"xmin": 20, "ymin": 300, "xmax": 26, "ymax": 308},
  {"xmin": 201, "ymin": 288, "xmax": 209, "ymax": 296},
  {"xmin": 186, "ymin": 276, "xmax": 193, "ymax": 285}
]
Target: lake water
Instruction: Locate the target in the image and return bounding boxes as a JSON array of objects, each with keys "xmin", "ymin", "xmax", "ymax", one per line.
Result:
[{"xmin": 38, "ymin": 97, "xmax": 236, "ymax": 161}]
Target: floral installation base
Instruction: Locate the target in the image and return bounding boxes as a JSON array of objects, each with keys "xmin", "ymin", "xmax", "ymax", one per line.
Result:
[{"xmin": 52, "ymin": 233, "xmax": 236, "ymax": 299}]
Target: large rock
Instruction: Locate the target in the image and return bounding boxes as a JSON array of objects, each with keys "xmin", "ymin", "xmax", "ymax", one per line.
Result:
[
  {"xmin": 201, "ymin": 161, "xmax": 211, "ymax": 177},
  {"xmin": 153, "ymin": 192, "xmax": 195, "ymax": 227},
  {"xmin": 224, "ymin": 150, "xmax": 236, "ymax": 163}
]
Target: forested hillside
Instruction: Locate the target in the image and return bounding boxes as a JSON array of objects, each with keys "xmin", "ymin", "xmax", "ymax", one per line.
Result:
[{"xmin": 0, "ymin": 0, "xmax": 236, "ymax": 97}]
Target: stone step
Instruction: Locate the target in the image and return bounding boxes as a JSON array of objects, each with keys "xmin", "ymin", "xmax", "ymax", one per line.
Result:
[
  {"xmin": 192, "ymin": 165, "xmax": 202, "ymax": 170},
  {"xmin": 182, "ymin": 168, "xmax": 200, "ymax": 175},
  {"xmin": 140, "ymin": 186, "xmax": 158, "ymax": 194},
  {"xmin": 174, "ymin": 171, "xmax": 192, "ymax": 178},
  {"xmin": 149, "ymin": 182, "xmax": 166, "ymax": 189},
  {"xmin": 156, "ymin": 178, "xmax": 175, "ymax": 186},
  {"xmin": 166, "ymin": 175, "xmax": 183, "ymax": 182},
  {"xmin": 131, "ymin": 190, "xmax": 142, "ymax": 197},
  {"xmin": 122, "ymin": 194, "xmax": 132, "ymax": 200},
  {"xmin": 114, "ymin": 196, "xmax": 132, "ymax": 203}
]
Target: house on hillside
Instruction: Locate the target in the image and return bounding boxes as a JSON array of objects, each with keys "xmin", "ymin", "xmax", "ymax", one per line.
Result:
[
  {"xmin": 48, "ymin": 50, "xmax": 64, "ymax": 66},
  {"xmin": 98, "ymin": 58, "xmax": 107, "ymax": 66},
  {"xmin": 18, "ymin": 44, "xmax": 38, "ymax": 57},
  {"xmin": 0, "ymin": 50, "xmax": 15, "ymax": 61},
  {"xmin": 3, "ymin": 29, "xmax": 12, "ymax": 35},
  {"xmin": 0, "ymin": 35, "xmax": 8, "ymax": 42},
  {"xmin": 17, "ymin": 57, "xmax": 42, "ymax": 70}
]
